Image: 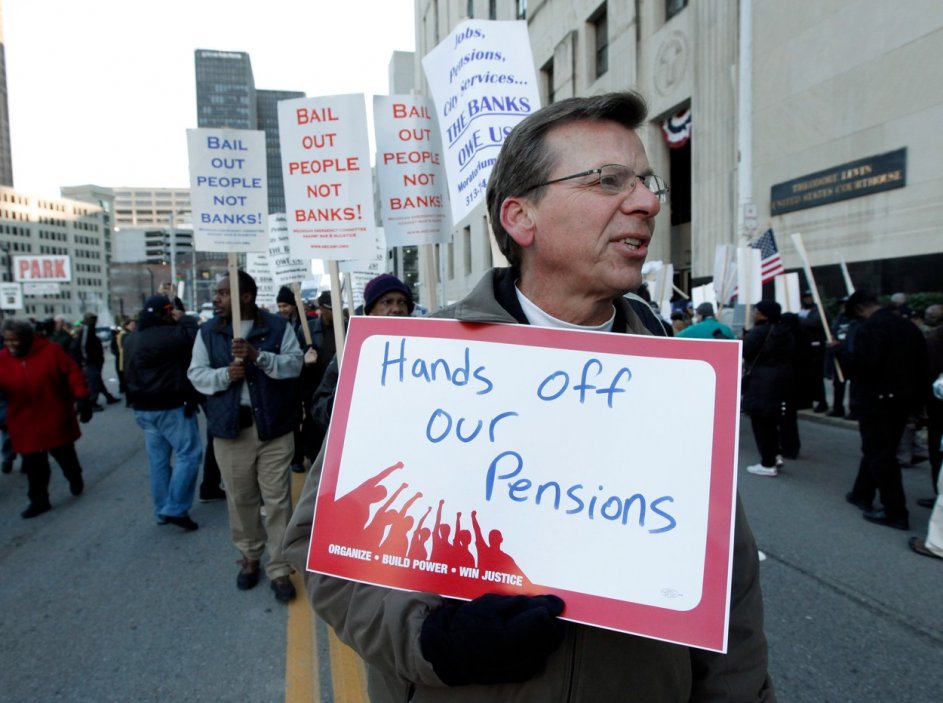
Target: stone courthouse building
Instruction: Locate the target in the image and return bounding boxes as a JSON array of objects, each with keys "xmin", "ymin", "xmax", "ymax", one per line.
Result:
[{"xmin": 410, "ymin": 0, "xmax": 942, "ymax": 305}]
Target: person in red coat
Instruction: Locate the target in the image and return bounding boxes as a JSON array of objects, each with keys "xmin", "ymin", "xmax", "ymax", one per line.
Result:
[{"xmin": 0, "ymin": 319, "xmax": 93, "ymax": 518}]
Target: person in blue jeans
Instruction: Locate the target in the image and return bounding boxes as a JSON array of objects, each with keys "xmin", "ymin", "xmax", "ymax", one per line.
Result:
[{"xmin": 123, "ymin": 295, "xmax": 203, "ymax": 530}]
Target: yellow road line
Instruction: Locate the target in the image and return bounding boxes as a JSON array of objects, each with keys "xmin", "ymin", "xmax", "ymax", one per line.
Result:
[
  {"xmin": 286, "ymin": 470, "xmax": 367, "ymax": 703},
  {"xmin": 327, "ymin": 626, "xmax": 368, "ymax": 703},
  {"xmin": 286, "ymin": 471, "xmax": 316, "ymax": 702}
]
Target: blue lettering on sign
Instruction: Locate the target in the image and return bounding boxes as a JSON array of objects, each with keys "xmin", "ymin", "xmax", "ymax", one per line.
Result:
[
  {"xmin": 380, "ymin": 339, "xmax": 493, "ymax": 395},
  {"xmin": 537, "ymin": 359, "xmax": 632, "ymax": 408},
  {"xmin": 484, "ymin": 451, "xmax": 677, "ymax": 533},
  {"xmin": 425, "ymin": 409, "xmax": 518, "ymax": 445}
]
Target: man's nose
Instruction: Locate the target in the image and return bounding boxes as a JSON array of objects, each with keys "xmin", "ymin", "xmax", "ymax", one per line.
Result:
[{"xmin": 619, "ymin": 181, "xmax": 661, "ymax": 217}]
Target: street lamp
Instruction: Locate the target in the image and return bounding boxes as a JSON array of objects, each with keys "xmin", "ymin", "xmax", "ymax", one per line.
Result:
[{"xmin": 167, "ymin": 210, "xmax": 193, "ymax": 309}]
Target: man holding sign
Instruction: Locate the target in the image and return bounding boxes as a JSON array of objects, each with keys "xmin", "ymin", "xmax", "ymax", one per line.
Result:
[
  {"xmin": 284, "ymin": 93, "xmax": 774, "ymax": 700},
  {"xmin": 188, "ymin": 271, "xmax": 303, "ymax": 603}
]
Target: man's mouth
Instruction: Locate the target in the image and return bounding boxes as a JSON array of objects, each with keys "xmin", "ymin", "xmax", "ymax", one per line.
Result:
[{"xmin": 621, "ymin": 237, "xmax": 645, "ymax": 251}]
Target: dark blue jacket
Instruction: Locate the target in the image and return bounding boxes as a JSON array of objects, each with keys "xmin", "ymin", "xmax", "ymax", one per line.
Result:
[{"xmin": 199, "ymin": 310, "xmax": 299, "ymax": 440}]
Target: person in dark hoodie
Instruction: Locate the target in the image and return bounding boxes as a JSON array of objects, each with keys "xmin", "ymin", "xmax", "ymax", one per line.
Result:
[
  {"xmin": 742, "ymin": 301, "xmax": 796, "ymax": 477},
  {"xmin": 124, "ymin": 295, "xmax": 202, "ymax": 531}
]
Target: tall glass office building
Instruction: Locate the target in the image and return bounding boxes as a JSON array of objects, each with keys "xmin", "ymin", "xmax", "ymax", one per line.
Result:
[
  {"xmin": 0, "ymin": 9, "xmax": 14, "ymax": 186},
  {"xmin": 194, "ymin": 49, "xmax": 257, "ymax": 130},
  {"xmin": 257, "ymin": 89, "xmax": 303, "ymax": 215},
  {"xmin": 194, "ymin": 50, "xmax": 302, "ymax": 213}
]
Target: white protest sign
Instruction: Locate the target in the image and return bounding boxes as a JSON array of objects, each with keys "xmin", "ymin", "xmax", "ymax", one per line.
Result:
[
  {"xmin": 774, "ymin": 272, "xmax": 802, "ymax": 313},
  {"xmin": 13, "ymin": 255, "xmax": 71, "ymax": 282},
  {"xmin": 246, "ymin": 253, "xmax": 277, "ymax": 308},
  {"xmin": 422, "ymin": 20, "xmax": 541, "ymax": 224},
  {"xmin": 0, "ymin": 282, "xmax": 23, "ymax": 309},
  {"xmin": 307, "ymin": 318, "xmax": 742, "ymax": 652},
  {"xmin": 374, "ymin": 95, "xmax": 451, "ymax": 246},
  {"xmin": 338, "ymin": 228, "xmax": 388, "ymax": 312},
  {"xmin": 339, "ymin": 228, "xmax": 387, "ymax": 275},
  {"xmin": 278, "ymin": 94, "xmax": 376, "ymax": 262},
  {"xmin": 267, "ymin": 213, "xmax": 313, "ymax": 286},
  {"xmin": 187, "ymin": 129, "xmax": 268, "ymax": 252},
  {"xmin": 691, "ymin": 283, "xmax": 717, "ymax": 310},
  {"xmin": 736, "ymin": 247, "xmax": 762, "ymax": 304}
]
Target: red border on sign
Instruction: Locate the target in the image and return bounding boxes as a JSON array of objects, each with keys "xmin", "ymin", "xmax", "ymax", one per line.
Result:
[{"xmin": 307, "ymin": 316, "xmax": 740, "ymax": 652}]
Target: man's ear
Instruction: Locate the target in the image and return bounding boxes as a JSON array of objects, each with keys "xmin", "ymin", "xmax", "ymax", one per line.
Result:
[{"xmin": 500, "ymin": 197, "xmax": 536, "ymax": 249}]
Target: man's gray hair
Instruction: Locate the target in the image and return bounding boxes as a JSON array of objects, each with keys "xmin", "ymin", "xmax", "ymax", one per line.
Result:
[{"xmin": 485, "ymin": 91, "xmax": 649, "ymax": 270}]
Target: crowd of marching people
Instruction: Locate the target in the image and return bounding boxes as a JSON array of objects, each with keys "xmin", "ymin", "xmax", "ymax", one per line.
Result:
[
  {"xmin": 2, "ymin": 275, "xmax": 940, "ymax": 598},
  {"xmin": 0, "ymin": 271, "xmax": 422, "ymax": 604},
  {"xmin": 666, "ymin": 288, "xmax": 943, "ymax": 561}
]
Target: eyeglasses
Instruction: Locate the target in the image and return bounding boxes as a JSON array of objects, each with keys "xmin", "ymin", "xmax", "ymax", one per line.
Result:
[{"xmin": 525, "ymin": 164, "xmax": 669, "ymax": 203}]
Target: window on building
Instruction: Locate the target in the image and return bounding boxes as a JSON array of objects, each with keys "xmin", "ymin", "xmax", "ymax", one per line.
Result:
[
  {"xmin": 666, "ymin": 0, "xmax": 687, "ymax": 20},
  {"xmin": 447, "ymin": 241, "xmax": 455, "ymax": 280},
  {"xmin": 463, "ymin": 226, "xmax": 473, "ymax": 275},
  {"xmin": 517, "ymin": 0, "xmax": 527, "ymax": 20},
  {"xmin": 483, "ymin": 215, "xmax": 493, "ymax": 268},
  {"xmin": 542, "ymin": 59, "xmax": 555, "ymax": 105},
  {"xmin": 467, "ymin": 0, "xmax": 474, "ymax": 18},
  {"xmin": 489, "ymin": 0, "xmax": 497, "ymax": 19},
  {"xmin": 591, "ymin": 4, "xmax": 609, "ymax": 79}
]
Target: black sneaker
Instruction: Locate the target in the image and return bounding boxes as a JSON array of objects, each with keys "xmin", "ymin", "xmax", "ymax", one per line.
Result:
[
  {"xmin": 1, "ymin": 459, "xmax": 13, "ymax": 474},
  {"xmin": 21, "ymin": 502, "xmax": 52, "ymax": 519},
  {"xmin": 270, "ymin": 576, "xmax": 297, "ymax": 603},
  {"xmin": 813, "ymin": 402, "xmax": 829, "ymax": 413},
  {"xmin": 159, "ymin": 514, "xmax": 199, "ymax": 531},
  {"xmin": 106, "ymin": 396, "xmax": 121, "ymax": 405}
]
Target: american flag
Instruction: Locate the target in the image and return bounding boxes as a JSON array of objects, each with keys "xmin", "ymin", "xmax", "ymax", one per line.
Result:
[{"xmin": 752, "ymin": 229, "xmax": 785, "ymax": 283}]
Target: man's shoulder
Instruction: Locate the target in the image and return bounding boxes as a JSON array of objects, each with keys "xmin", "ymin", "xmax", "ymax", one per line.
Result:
[{"xmin": 433, "ymin": 268, "xmax": 516, "ymax": 323}]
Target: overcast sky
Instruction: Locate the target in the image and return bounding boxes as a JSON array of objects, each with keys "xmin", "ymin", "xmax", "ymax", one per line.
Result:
[{"xmin": 3, "ymin": 0, "xmax": 416, "ymax": 198}]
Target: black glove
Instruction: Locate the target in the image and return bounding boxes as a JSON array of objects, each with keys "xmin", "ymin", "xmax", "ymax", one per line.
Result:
[
  {"xmin": 77, "ymin": 397, "xmax": 93, "ymax": 423},
  {"xmin": 420, "ymin": 593, "xmax": 565, "ymax": 686}
]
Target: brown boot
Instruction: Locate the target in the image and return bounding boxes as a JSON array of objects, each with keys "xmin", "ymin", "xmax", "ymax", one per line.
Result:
[{"xmin": 236, "ymin": 557, "xmax": 261, "ymax": 590}]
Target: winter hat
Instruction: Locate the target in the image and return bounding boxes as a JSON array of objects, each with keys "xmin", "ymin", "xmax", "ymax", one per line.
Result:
[
  {"xmin": 276, "ymin": 286, "xmax": 295, "ymax": 306},
  {"xmin": 143, "ymin": 294, "xmax": 173, "ymax": 315},
  {"xmin": 363, "ymin": 274, "xmax": 414, "ymax": 315},
  {"xmin": 317, "ymin": 290, "xmax": 332, "ymax": 309},
  {"xmin": 138, "ymin": 295, "xmax": 174, "ymax": 329},
  {"xmin": 695, "ymin": 302, "xmax": 715, "ymax": 318},
  {"xmin": 754, "ymin": 300, "xmax": 781, "ymax": 323}
]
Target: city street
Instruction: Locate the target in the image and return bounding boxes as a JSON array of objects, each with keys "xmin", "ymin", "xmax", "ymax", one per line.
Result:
[{"xmin": 1, "ymin": 374, "xmax": 941, "ymax": 702}]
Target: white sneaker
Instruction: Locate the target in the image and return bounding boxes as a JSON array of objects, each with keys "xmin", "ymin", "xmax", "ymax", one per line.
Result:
[
  {"xmin": 775, "ymin": 454, "xmax": 785, "ymax": 468},
  {"xmin": 746, "ymin": 463, "xmax": 778, "ymax": 477}
]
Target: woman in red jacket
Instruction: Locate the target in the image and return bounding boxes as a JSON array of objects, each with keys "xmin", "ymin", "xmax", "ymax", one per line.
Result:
[{"xmin": 0, "ymin": 319, "xmax": 92, "ymax": 518}]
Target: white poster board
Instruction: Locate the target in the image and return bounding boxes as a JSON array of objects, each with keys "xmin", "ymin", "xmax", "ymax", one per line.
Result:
[
  {"xmin": 0, "ymin": 282, "xmax": 23, "ymax": 309},
  {"xmin": 306, "ymin": 318, "xmax": 743, "ymax": 652},
  {"xmin": 774, "ymin": 272, "xmax": 802, "ymax": 313},
  {"xmin": 374, "ymin": 95, "xmax": 451, "ymax": 246},
  {"xmin": 278, "ymin": 94, "xmax": 376, "ymax": 262},
  {"xmin": 186, "ymin": 129, "xmax": 269, "ymax": 252},
  {"xmin": 422, "ymin": 20, "xmax": 541, "ymax": 224},
  {"xmin": 267, "ymin": 213, "xmax": 313, "ymax": 286},
  {"xmin": 246, "ymin": 253, "xmax": 277, "ymax": 308},
  {"xmin": 736, "ymin": 247, "xmax": 762, "ymax": 304},
  {"xmin": 339, "ymin": 228, "xmax": 388, "ymax": 311}
]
